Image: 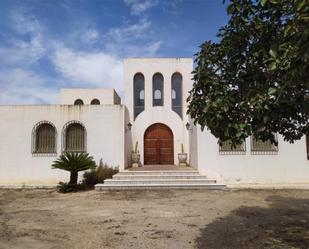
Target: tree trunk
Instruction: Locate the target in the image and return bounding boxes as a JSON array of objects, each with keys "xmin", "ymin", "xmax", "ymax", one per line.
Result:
[{"xmin": 69, "ymin": 171, "xmax": 78, "ymax": 185}]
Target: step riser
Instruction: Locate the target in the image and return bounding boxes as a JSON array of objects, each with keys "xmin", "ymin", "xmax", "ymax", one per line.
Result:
[
  {"xmin": 113, "ymin": 176, "xmax": 208, "ymax": 180},
  {"xmin": 104, "ymin": 180, "xmax": 216, "ymax": 185},
  {"xmin": 95, "ymin": 171, "xmax": 225, "ymax": 190},
  {"xmin": 118, "ymin": 171, "xmax": 199, "ymax": 176},
  {"xmin": 95, "ymin": 185, "xmax": 225, "ymax": 190}
]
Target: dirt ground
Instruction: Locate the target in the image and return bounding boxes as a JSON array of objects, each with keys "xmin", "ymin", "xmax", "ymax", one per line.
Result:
[{"xmin": 0, "ymin": 189, "xmax": 308, "ymax": 249}]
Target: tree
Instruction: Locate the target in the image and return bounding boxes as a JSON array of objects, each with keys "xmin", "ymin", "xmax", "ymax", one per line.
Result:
[
  {"xmin": 187, "ymin": 0, "xmax": 308, "ymax": 146},
  {"xmin": 52, "ymin": 152, "xmax": 96, "ymax": 185}
]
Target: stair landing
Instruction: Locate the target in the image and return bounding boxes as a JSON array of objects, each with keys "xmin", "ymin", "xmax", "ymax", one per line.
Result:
[{"xmin": 129, "ymin": 164, "xmax": 194, "ymax": 171}]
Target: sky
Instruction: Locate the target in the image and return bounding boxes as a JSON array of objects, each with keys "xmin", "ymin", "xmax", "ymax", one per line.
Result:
[{"xmin": 0, "ymin": 0, "xmax": 229, "ymax": 104}]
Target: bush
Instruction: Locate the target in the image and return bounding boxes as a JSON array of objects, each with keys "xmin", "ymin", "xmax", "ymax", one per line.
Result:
[
  {"xmin": 57, "ymin": 182, "xmax": 78, "ymax": 193},
  {"xmin": 57, "ymin": 181, "xmax": 90, "ymax": 193},
  {"xmin": 82, "ymin": 159, "xmax": 118, "ymax": 187}
]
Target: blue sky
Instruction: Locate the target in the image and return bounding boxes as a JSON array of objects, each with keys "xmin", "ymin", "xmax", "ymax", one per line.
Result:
[{"xmin": 0, "ymin": 0, "xmax": 229, "ymax": 104}]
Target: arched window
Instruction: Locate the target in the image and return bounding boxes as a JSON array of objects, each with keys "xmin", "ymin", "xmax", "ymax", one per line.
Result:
[
  {"xmin": 74, "ymin": 99, "xmax": 84, "ymax": 105},
  {"xmin": 171, "ymin": 73, "xmax": 182, "ymax": 118},
  {"xmin": 32, "ymin": 121, "xmax": 56, "ymax": 154},
  {"xmin": 134, "ymin": 73, "xmax": 145, "ymax": 119},
  {"xmin": 64, "ymin": 122, "xmax": 86, "ymax": 152},
  {"xmin": 90, "ymin": 99, "xmax": 100, "ymax": 105},
  {"xmin": 153, "ymin": 73, "xmax": 164, "ymax": 106}
]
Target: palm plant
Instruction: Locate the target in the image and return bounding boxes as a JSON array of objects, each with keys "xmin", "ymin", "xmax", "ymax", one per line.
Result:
[{"xmin": 52, "ymin": 152, "xmax": 96, "ymax": 185}]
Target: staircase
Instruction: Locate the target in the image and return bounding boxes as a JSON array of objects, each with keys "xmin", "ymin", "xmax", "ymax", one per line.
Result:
[{"xmin": 95, "ymin": 170, "xmax": 225, "ymax": 190}]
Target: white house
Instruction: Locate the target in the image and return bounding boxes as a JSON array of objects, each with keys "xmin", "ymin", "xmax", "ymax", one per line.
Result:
[{"xmin": 0, "ymin": 58, "xmax": 308, "ymax": 187}]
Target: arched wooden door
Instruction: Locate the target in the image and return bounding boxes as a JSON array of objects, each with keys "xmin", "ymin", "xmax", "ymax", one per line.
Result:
[{"xmin": 144, "ymin": 123, "xmax": 174, "ymax": 165}]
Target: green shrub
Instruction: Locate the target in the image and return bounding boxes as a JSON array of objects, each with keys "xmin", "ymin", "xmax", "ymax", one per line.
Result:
[
  {"xmin": 57, "ymin": 182, "xmax": 77, "ymax": 193},
  {"xmin": 57, "ymin": 181, "xmax": 90, "ymax": 193},
  {"xmin": 82, "ymin": 170, "xmax": 97, "ymax": 186},
  {"xmin": 82, "ymin": 159, "xmax": 118, "ymax": 187}
]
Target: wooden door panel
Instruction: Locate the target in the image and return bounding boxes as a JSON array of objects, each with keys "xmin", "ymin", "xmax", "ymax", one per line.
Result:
[
  {"xmin": 159, "ymin": 149, "xmax": 171, "ymax": 153},
  {"xmin": 144, "ymin": 139, "xmax": 157, "ymax": 148},
  {"xmin": 159, "ymin": 140, "xmax": 173, "ymax": 147},
  {"xmin": 145, "ymin": 156, "xmax": 158, "ymax": 164},
  {"xmin": 159, "ymin": 155, "xmax": 173, "ymax": 161},
  {"xmin": 144, "ymin": 123, "xmax": 174, "ymax": 165}
]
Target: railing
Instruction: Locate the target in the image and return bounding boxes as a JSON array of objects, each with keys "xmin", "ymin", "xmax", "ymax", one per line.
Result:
[
  {"xmin": 219, "ymin": 140, "xmax": 246, "ymax": 155},
  {"xmin": 251, "ymin": 135, "xmax": 278, "ymax": 155}
]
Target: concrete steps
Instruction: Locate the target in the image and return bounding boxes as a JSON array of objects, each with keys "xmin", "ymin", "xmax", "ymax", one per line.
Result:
[
  {"xmin": 95, "ymin": 170, "xmax": 225, "ymax": 190},
  {"xmin": 116, "ymin": 170, "xmax": 200, "ymax": 176},
  {"xmin": 113, "ymin": 175, "xmax": 210, "ymax": 180},
  {"xmin": 104, "ymin": 179, "xmax": 217, "ymax": 185}
]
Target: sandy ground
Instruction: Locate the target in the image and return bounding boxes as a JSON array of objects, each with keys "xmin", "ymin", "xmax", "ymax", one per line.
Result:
[{"xmin": 0, "ymin": 189, "xmax": 308, "ymax": 249}]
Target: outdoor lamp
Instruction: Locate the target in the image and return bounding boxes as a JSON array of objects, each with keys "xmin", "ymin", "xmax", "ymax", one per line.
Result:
[{"xmin": 185, "ymin": 122, "xmax": 191, "ymax": 131}]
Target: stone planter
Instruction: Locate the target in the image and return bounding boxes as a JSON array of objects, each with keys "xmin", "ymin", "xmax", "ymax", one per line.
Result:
[
  {"xmin": 178, "ymin": 153, "xmax": 188, "ymax": 167},
  {"xmin": 131, "ymin": 152, "xmax": 140, "ymax": 167}
]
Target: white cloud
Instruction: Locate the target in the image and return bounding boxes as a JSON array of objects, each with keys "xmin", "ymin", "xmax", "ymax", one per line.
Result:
[
  {"xmin": 82, "ymin": 29, "xmax": 99, "ymax": 44},
  {"xmin": 124, "ymin": 0, "xmax": 159, "ymax": 16},
  {"xmin": 0, "ymin": 9, "xmax": 55, "ymax": 105},
  {"xmin": 0, "ymin": 6, "xmax": 163, "ymax": 105},
  {"xmin": 106, "ymin": 18, "xmax": 151, "ymax": 42},
  {"xmin": 104, "ymin": 40, "xmax": 162, "ymax": 58},
  {"xmin": 51, "ymin": 45, "xmax": 123, "ymax": 94},
  {"xmin": 162, "ymin": 0, "xmax": 183, "ymax": 14},
  {"xmin": 105, "ymin": 18, "xmax": 162, "ymax": 57},
  {"xmin": 10, "ymin": 8, "xmax": 41, "ymax": 35},
  {"xmin": 0, "ymin": 35, "xmax": 45, "ymax": 66},
  {"xmin": 145, "ymin": 40, "xmax": 162, "ymax": 55},
  {"xmin": 0, "ymin": 9, "xmax": 46, "ymax": 66},
  {"xmin": 0, "ymin": 68, "xmax": 58, "ymax": 104}
]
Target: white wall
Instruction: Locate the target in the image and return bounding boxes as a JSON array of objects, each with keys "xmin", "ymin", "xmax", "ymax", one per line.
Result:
[
  {"xmin": 123, "ymin": 58, "xmax": 197, "ymax": 166},
  {"xmin": 0, "ymin": 105, "xmax": 125, "ymax": 185},
  {"xmin": 197, "ymin": 127, "xmax": 309, "ymax": 184},
  {"xmin": 60, "ymin": 88, "xmax": 121, "ymax": 105}
]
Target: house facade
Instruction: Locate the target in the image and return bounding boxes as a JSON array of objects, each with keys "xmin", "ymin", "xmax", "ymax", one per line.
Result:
[{"xmin": 0, "ymin": 58, "xmax": 308, "ymax": 187}]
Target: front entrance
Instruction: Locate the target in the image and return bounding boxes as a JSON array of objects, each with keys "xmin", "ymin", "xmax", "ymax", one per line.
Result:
[{"xmin": 144, "ymin": 123, "xmax": 174, "ymax": 165}]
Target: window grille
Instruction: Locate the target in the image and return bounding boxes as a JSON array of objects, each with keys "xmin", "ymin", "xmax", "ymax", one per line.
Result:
[
  {"xmin": 32, "ymin": 121, "xmax": 56, "ymax": 154},
  {"xmin": 63, "ymin": 121, "xmax": 86, "ymax": 152},
  {"xmin": 74, "ymin": 99, "xmax": 84, "ymax": 105},
  {"xmin": 251, "ymin": 134, "xmax": 278, "ymax": 154},
  {"xmin": 219, "ymin": 140, "xmax": 245, "ymax": 155},
  {"xmin": 90, "ymin": 99, "xmax": 100, "ymax": 105}
]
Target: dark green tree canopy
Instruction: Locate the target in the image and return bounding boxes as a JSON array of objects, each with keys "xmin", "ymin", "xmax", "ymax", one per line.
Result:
[{"xmin": 187, "ymin": 0, "xmax": 308, "ymax": 146}]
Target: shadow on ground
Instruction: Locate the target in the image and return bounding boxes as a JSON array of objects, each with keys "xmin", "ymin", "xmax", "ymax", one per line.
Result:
[{"xmin": 195, "ymin": 195, "xmax": 309, "ymax": 249}]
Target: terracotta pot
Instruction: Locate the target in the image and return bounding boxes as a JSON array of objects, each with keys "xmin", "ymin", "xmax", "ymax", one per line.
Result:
[{"xmin": 178, "ymin": 153, "xmax": 188, "ymax": 166}]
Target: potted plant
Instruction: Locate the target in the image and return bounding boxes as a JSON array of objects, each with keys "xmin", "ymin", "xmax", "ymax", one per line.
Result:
[
  {"xmin": 178, "ymin": 144, "xmax": 188, "ymax": 166},
  {"xmin": 131, "ymin": 141, "xmax": 140, "ymax": 167}
]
